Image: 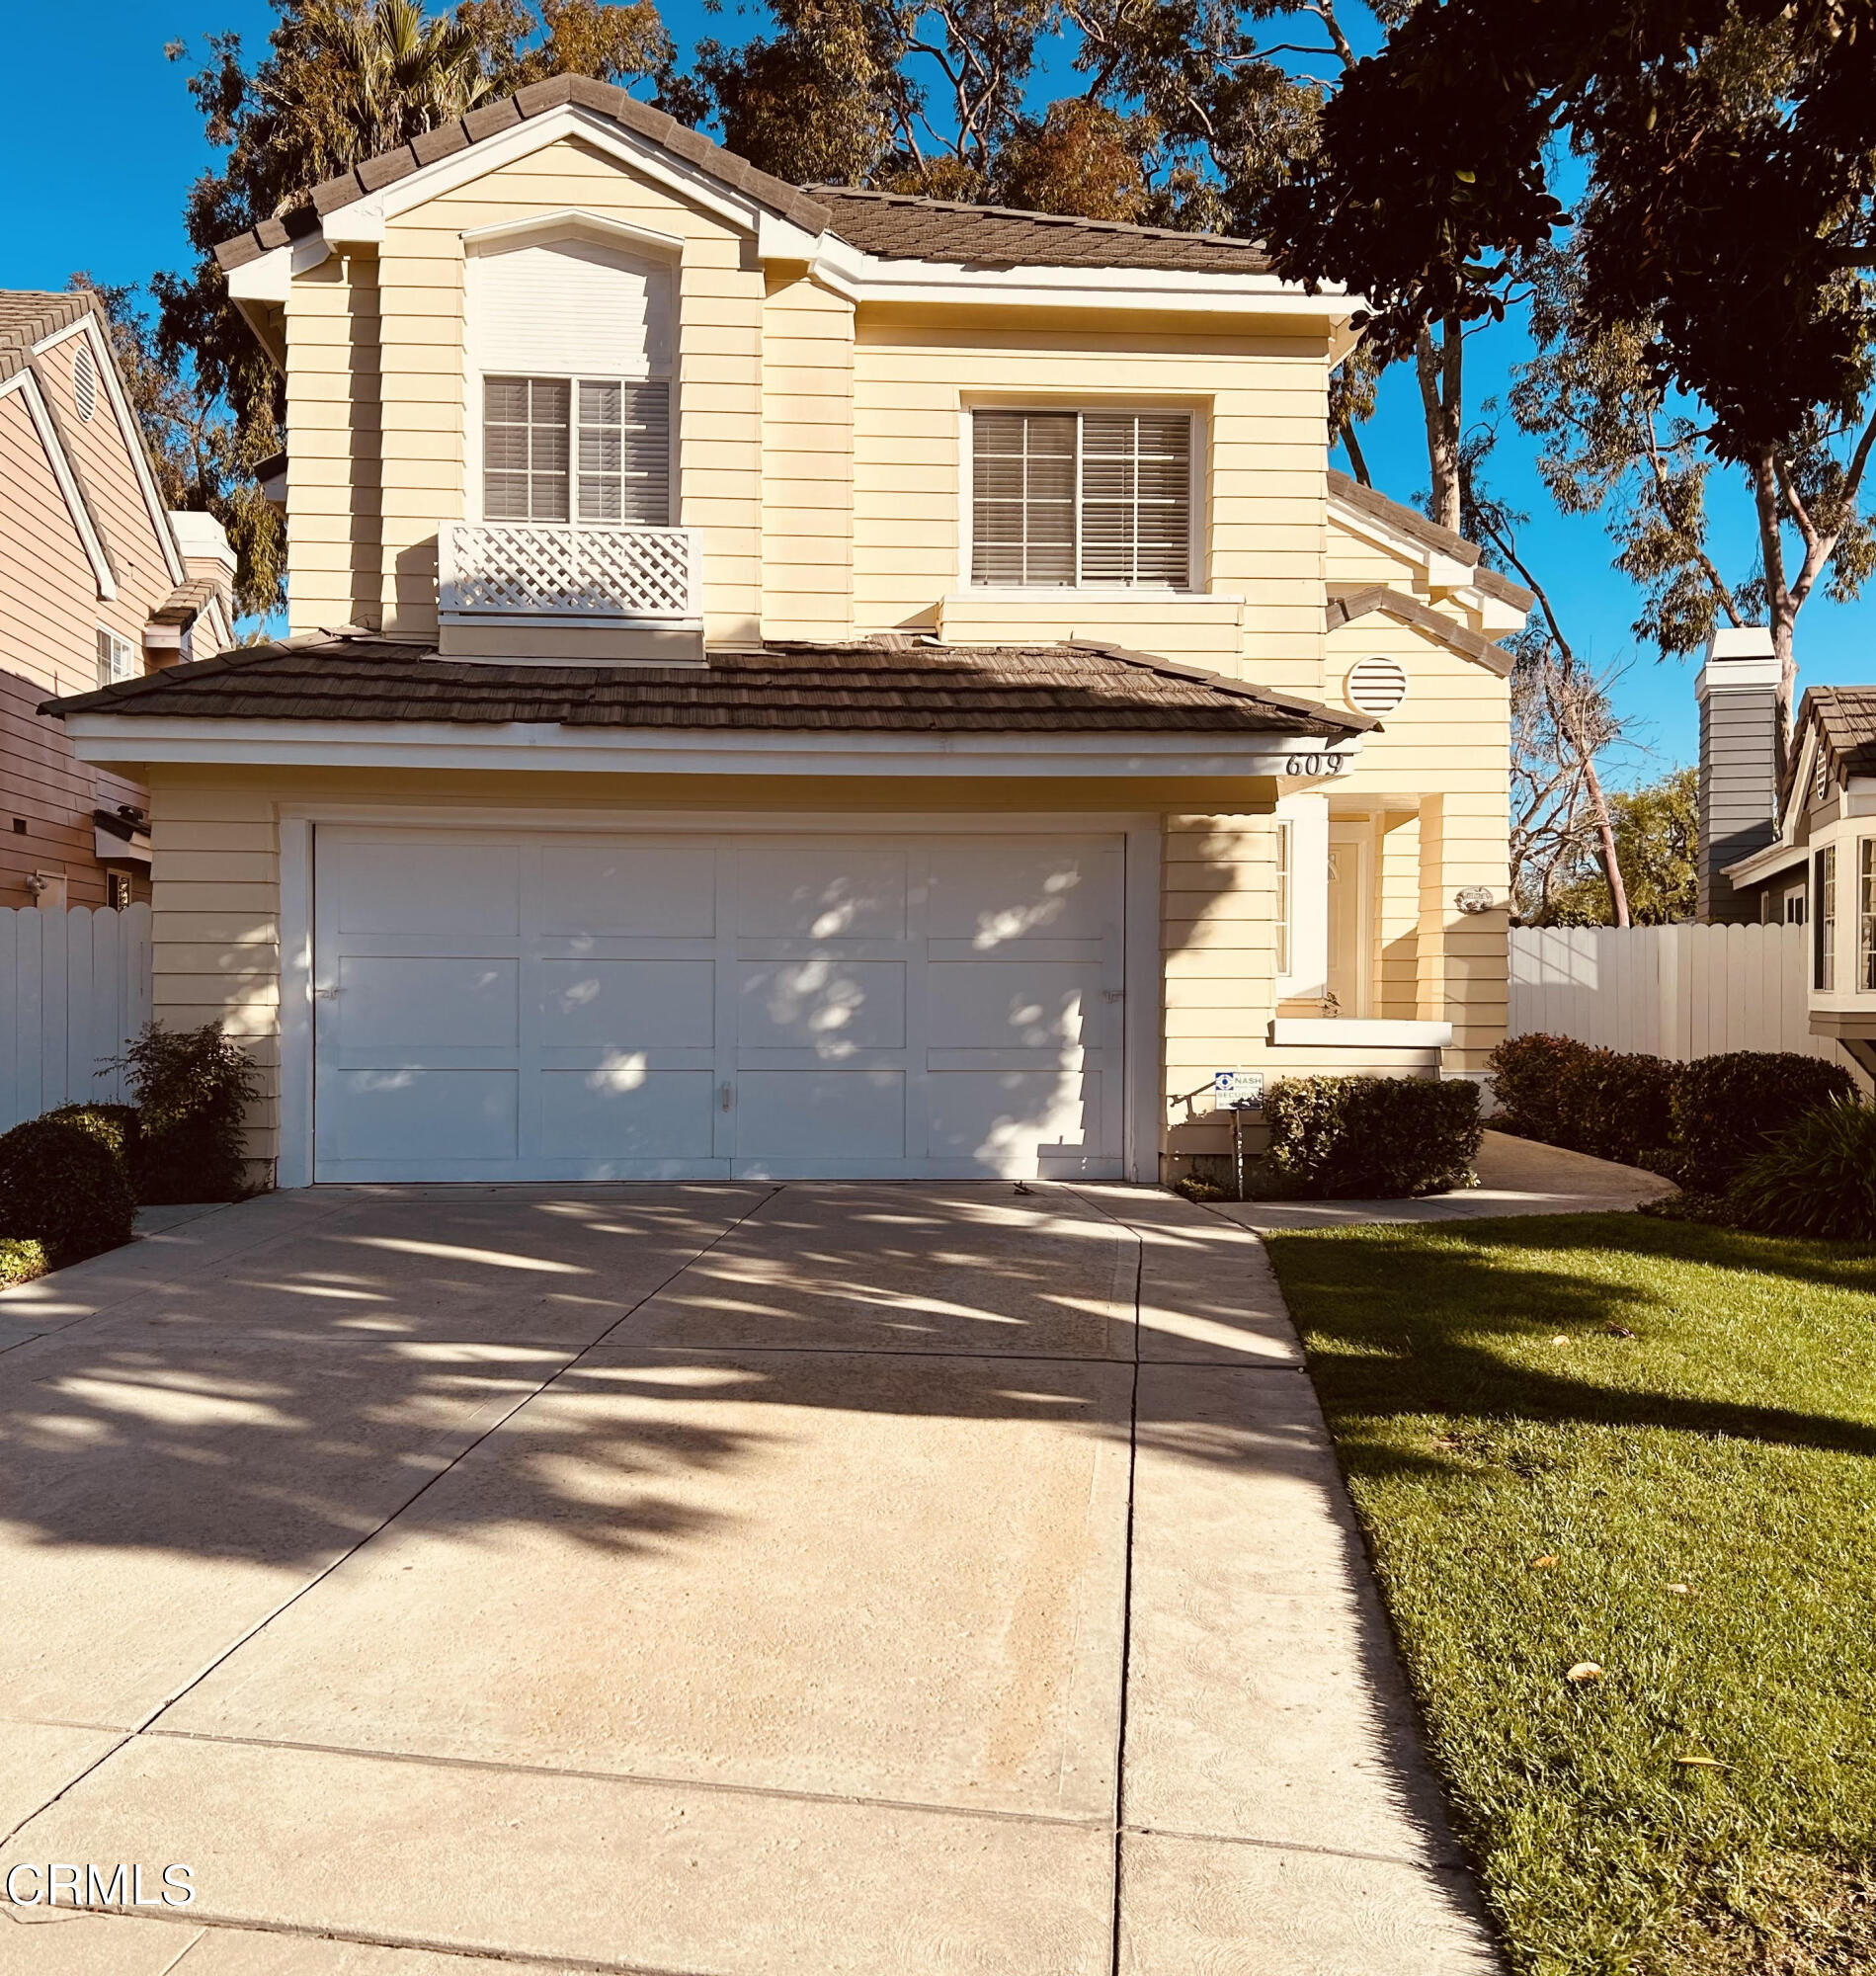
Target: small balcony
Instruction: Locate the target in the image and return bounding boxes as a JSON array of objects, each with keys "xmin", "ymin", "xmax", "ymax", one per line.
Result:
[{"xmin": 437, "ymin": 522, "xmax": 704, "ymax": 664}]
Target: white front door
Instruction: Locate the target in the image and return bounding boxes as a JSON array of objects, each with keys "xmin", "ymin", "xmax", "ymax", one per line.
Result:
[{"xmin": 311, "ymin": 826, "xmax": 1126, "ymax": 1182}]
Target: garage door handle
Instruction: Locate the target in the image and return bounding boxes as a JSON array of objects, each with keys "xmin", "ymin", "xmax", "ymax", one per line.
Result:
[{"xmin": 720, "ymin": 1081, "xmax": 734, "ymax": 1112}]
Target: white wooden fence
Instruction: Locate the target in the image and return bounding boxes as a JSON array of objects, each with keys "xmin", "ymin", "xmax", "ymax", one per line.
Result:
[
  {"xmin": 1509, "ymin": 923, "xmax": 1841, "ymax": 1065},
  {"xmin": 0, "ymin": 905, "xmax": 152, "ymax": 1132}
]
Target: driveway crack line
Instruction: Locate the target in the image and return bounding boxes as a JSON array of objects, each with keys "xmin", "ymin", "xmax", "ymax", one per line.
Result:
[{"xmin": 0, "ymin": 1187, "xmax": 783, "ymax": 1853}]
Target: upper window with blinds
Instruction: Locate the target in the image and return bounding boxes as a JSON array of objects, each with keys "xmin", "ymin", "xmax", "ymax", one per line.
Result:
[
  {"xmin": 970, "ymin": 410, "xmax": 1194, "ymax": 588},
  {"xmin": 483, "ymin": 377, "xmax": 671, "ymax": 527}
]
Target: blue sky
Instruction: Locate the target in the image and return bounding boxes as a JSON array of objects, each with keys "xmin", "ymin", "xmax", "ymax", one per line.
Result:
[{"xmin": 9, "ymin": 0, "xmax": 1872, "ymax": 775}]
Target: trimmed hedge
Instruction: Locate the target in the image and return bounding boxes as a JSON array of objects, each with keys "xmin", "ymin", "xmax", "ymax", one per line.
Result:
[
  {"xmin": 1728, "ymin": 1101, "xmax": 1876, "ymax": 1240},
  {"xmin": 1264, "ymin": 1073, "xmax": 1483, "ymax": 1198},
  {"xmin": 0, "ymin": 1117, "xmax": 136, "ymax": 1267},
  {"xmin": 45, "ymin": 1102, "xmax": 142, "ymax": 1168},
  {"xmin": 1489, "ymin": 1033, "xmax": 1677, "ymax": 1169},
  {"xmin": 1670, "ymin": 1051, "xmax": 1860, "ymax": 1194}
]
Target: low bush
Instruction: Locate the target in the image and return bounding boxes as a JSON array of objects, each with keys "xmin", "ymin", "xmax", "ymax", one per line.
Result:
[
  {"xmin": 44, "ymin": 1102, "xmax": 141, "ymax": 1166},
  {"xmin": 1728, "ymin": 1101, "xmax": 1876, "ymax": 1240},
  {"xmin": 0, "ymin": 1238, "xmax": 48, "ymax": 1287},
  {"xmin": 1671, "ymin": 1051, "xmax": 1861, "ymax": 1194},
  {"xmin": 110, "ymin": 1022, "xmax": 261, "ymax": 1204},
  {"xmin": 1490, "ymin": 1033, "xmax": 1679, "ymax": 1169},
  {"xmin": 1264, "ymin": 1074, "xmax": 1483, "ymax": 1198},
  {"xmin": 1488, "ymin": 1033, "xmax": 1585, "ymax": 1146},
  {"xmin": 0, "ymin": 1116, "xmax": 136, "ymax": 1266}
]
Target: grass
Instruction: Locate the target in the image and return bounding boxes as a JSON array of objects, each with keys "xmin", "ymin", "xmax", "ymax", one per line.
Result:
[{"xmin": 1263, "ymin": 1212, "xmax": 1876, "ymax": 1976}]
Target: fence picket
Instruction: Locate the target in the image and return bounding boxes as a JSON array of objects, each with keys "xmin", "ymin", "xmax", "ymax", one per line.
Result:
[
  {"xmin": 0, "ymin": 905, "xmax": 155, "ymax": 1131},
  {"xmin": 1509, "ymin": 922, "xmax": 1861, "ymax": 1081}
]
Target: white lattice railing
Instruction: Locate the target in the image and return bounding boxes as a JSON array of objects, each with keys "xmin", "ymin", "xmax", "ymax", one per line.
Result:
[{"xmin": 438, "ymin": 523, "xmax": 703, "ymax": 624}]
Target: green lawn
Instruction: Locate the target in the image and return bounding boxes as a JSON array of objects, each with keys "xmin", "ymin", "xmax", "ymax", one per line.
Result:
[{"xmin": 1264, "ymin": 1213, "xmax": 1876, "ymax": 1976}]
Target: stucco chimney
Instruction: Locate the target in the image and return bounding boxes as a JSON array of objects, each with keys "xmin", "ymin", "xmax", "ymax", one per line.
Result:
[
  {"xmin": 1695, "ymin": 627, "xmax": 1785, "ymax": 922},
  {"xmin": 166, "ymin": 510, "xmax": 237, "ymax": 619}
]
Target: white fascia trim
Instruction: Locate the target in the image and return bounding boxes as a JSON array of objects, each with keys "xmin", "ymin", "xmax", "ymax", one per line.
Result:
[
  {"xmin": 844, "ymin": 270, "xmax": 1356, "ymax": 318},
  {"xmin": 64, "ymin": 714, "xmax": 1358, "ymax": 779},
  {"xmin": 1328, "ymin": 489, "xmax": 1474, "ymax": 590},
  {"xmin": 226, "ymin": 233, "xmax": 334, "ymax": 301},
  {"xmin": 1449, "ymin": 583, "xmax": 1529, "ymax": 634},
  {"xmin": 373, "ymin": 106, "xmax": 764, "ymax": 240},
  {"xmin": 0, "ymin": 367, "xmax": 116, "ymax": 599},
  {"xmin": 1724, "ymin": 838, "xmax": 1809, "ymax": 885},
  {"xmin": 461, "ymin": 206, "xmax": 686, "ymax": 259},
  {"xmin": 36, "ymin": 315, "xmax": 188, "ymax": 588}
]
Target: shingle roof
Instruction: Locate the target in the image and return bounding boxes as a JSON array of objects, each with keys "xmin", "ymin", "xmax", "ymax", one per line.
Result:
[
  {"xmin": 45, "ymin": 634, "xmax": 1371, "ymax": 738},
  {"xmin": 807, "ymin": 186, "xmax": 1270, "ymax": 274},
  {"xmin": 1788, "ymin": 686, "xmax": 1876, "ymax": 808},
  {"xmin": 214, "ymin": 75, "xmax": 833, "ymax": 271},
  {"xmin": 0, "ymin": 288, "xmax": 98, "ymax": 386},
  {"xmin": 210, "ymin": 78, "xmax": 1274, "ymax": 281},
  {"xmin": 1326, "ymin": 585, "xmax": 1514, "ymax": 678}
]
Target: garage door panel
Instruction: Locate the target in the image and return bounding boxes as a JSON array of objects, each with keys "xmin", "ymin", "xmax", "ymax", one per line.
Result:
[
  {"xmin": 926, "ymin": 960, "xmax": 1102, "ymax": 1051},
  {"xmin": 539, "ymin": 844, "xmax": 717, "ymax": 938},
  {"xmin": 737, "ymin": 959, "xmax": 906, "ymax": 1051},
  {"xmin": 737, "ymin": 848, "xmax": 908, "ymax": 939},
  {"xmin": 538, "ymin": 959, "xmax": 716, "ymax": 1048},
  {"xmin": 336, "ymin": 957, "xmax": 520, "ymax": 1050},
  {"xmin": 538, "ymin": 1067, "xmax": 716, "ymax": 1160},
  {"xmin": 927, "ymin": 841, "xmax": 1112, "ymax": 945},
  {"xmin": 328, "ymin": 1068, "xmax": 519, "ymax": 1162},
  {"xmin": 334, "ymin": 841, "xmax": 521, "ymax": 937},
  {"xmin": 735, "ymin": 1070, "xmax": 906, "ymax": 1162},
  {"xmin": 927, "ymin": 1070, "xmax": 1102, "ymax": 1171}
]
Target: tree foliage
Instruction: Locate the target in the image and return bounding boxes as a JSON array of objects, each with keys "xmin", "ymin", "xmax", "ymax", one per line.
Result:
[{"xmin": 1540, "ymin": 769, "xmax": 1699, "ymax": 927}]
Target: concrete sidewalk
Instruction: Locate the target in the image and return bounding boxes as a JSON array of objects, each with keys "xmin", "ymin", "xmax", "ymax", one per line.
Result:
[
  {"xmin": 0, "ymin": 1183, "xmax": 1496, "ymax": 1975},
  {"xmin": 1211, "ymin": 1128, "xmax": 1675, "ymax": 1234}
]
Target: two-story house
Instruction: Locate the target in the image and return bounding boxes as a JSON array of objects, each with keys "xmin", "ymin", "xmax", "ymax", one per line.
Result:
[
  {"xmin": 2, "ymin": 288, "xmax": 234, "ymax": 910},
  {"xmin": 46, "ymin": 77, "xmax": 1525, "ymax": 1188}
]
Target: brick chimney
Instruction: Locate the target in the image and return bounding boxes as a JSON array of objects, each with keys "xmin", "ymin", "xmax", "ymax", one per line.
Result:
[{"xmin": 1695, "ymin": 627, "xmax": 1785, "ymax": 922}]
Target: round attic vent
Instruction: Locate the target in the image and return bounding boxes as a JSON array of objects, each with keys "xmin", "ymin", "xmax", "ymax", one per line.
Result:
[
  {"xmin": 1346, "ymin": 654, "xmax": 1408, "ymax": 716},
  {"xmin": 73, "ymin": 345, "xmax": 98, "ymax": 423}
]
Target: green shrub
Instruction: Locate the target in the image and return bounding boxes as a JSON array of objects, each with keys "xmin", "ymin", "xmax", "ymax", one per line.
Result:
[
  {"xmin": 1554, "ymin": 1045, "xmax": 1681, "ymax": 1170},
  {"xmin": 0, "ymin": 1238, "xmax": 48, "ymax": 1287},
  {"xmin": 1728, "ymin": 1101, "xmax": 1876, "ymax": 1240},
  {"xmin": 109, "ymin": 1022, "xmax": 260, "ymax": 1204},
  {"xmin": 0, "ymin": 1117, "xmax": 136, "ymax": 1266},
  {"xmin": 1671, "ymin": 1051, "xmax": 1860, "ymax": 1194},
  {"xmin": 44, "ymin": 1102, "xmax": 142, "ymax": 1166},
  {"xmin": 1264, "ymin": 1074, "xmax": 1483, "ymax": 1198},
  {"xmin": 1489, "ymin": 1033, "xmax": 1587, "ymax": 1146}
]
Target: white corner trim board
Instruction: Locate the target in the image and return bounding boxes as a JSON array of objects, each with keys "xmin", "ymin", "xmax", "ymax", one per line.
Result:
[
  {"xmin": 1268, "ymin": 1018, "xmax": 1453, "ymax": 1047},
  {"xmin": 63, "ymin": 715, "xmax": 1362, "ymax": 781}
]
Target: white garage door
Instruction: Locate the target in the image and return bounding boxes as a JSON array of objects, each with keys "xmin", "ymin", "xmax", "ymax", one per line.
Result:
[{"xmin": 311, "ymin": 827, "xmax": 1127, "ymax": 1182}]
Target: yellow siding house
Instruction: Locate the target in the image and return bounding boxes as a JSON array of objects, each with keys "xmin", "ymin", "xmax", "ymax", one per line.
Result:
[{"xmin": 47, "ymin": 77, "xmax": 1525, "ymax": 1188}]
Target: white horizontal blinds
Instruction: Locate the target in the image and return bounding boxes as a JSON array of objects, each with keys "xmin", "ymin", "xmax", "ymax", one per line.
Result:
[
  {"xmin": 484, "ymin": 376, "xmax": 570, "ymax": 523},
  {"xmin": 1080, "ymin": 413, "xmax": 1192, "ymax": 585},
  {"xmin": 577, "ymin": 380, "xmax": 671, "ymax": 526},
  {"xmin": 971, "ymin": 410, "xmax": 1192, "ymax": 586},
  {"xmin": 972, "ymin": 411, "xmax": 1077, "ymax": 585}
]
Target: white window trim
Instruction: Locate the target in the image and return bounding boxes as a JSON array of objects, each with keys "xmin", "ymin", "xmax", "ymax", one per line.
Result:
[
  {"xmin": 957, "ymin": 402, "xmax": 1207, "ymax": 595},
  {"xmin": 96, "ymin": 624, "xmax": 138, "ymax": 687},
  {"xmin": 466, "ymin": 370, "xmax": 678, "ymax": 532}
]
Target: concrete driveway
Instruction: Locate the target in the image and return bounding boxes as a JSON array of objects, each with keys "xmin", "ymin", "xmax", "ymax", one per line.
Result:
[{"xmin": 0, "ymin": 1184, "xmax": 1493, "ymax": 1975}]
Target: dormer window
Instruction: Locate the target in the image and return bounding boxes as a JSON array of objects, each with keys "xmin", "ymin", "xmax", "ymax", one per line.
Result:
[{"xmin": 482, "ymin": 377, "xmax": 670, "ymax": 526}]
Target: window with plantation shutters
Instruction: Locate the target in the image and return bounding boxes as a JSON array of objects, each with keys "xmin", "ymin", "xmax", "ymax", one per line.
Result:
[
  {"xmin": 483, "ymin": 376, "xmax": 671, "ymax": 528},
  {"xmin": 970, "ymin": 409, "xmax": 1193, "ymax": 588}
]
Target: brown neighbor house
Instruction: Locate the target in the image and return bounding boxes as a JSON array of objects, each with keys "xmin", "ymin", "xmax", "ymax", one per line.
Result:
[{"xmin": 1, "ymin": 289, "xmax": 235, "ymax": 910}]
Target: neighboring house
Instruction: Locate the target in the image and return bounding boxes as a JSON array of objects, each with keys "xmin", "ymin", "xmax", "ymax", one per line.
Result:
[
  {"xmin": 1720, "ymin": 679, "xmax": 1876, "ymax": 1075},
  {"xmin": 45, "ymin": 76, "xmax": 1525, "ymax": 1188},
  {"xmin": 1, "ymin": 289, "xmax": 235, "ymax": 910}
]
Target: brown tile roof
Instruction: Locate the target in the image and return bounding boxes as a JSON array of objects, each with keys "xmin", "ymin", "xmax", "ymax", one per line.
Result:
[
  {"xmin": 1326, "ymin": 585, "xmax": 1514, "ymax": 678},
  {"xmin": 807, "ymin": 186, "xmax": 1271, "ymax": 274},
  {"xmin": 44, "ymin": 634, "xmax": 1370, "ymax": 737},
  {"xmin": 213, "ymin": 76, "xmax": 834, "ymax": 271},
  {"xmin": 148, "ymin": 577, "xmax": 222, "ymax": 628},
  {"xmin": 1326, "ymin": 468, "xmax": 1535, "ymax": 613},
  {"xmin": 210, "ymin": 79, "xmax": 1273, "ymax": 281},
  {"xmin": 1785, "ymin": 686, "xmax": 1876, "ymax": 807},
  {"xmin": 0, "ymin": 288, "xmax": 98, "ymax": 386}
]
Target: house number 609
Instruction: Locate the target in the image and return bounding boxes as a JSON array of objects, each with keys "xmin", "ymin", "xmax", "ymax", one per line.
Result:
[{"xmin": 1283, "ymin": 753, "xmax": 1348, "ymax": 777}]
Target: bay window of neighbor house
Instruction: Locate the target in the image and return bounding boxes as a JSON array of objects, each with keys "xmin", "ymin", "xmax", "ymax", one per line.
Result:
[
  {"xmin": 970, "ymin": 410, "xmax": 1193, "ymax": 587},
  {"xmin": 1816, "ymin": 845, "xmax": 1837, "ymax": 991},
  {"xmin": 1861, "ymin": 840, "xmax": 1876, "ymax": 990},
  {"xmin": 482, "ymin": 377, "xmax": 670, "ymax": 527}
]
